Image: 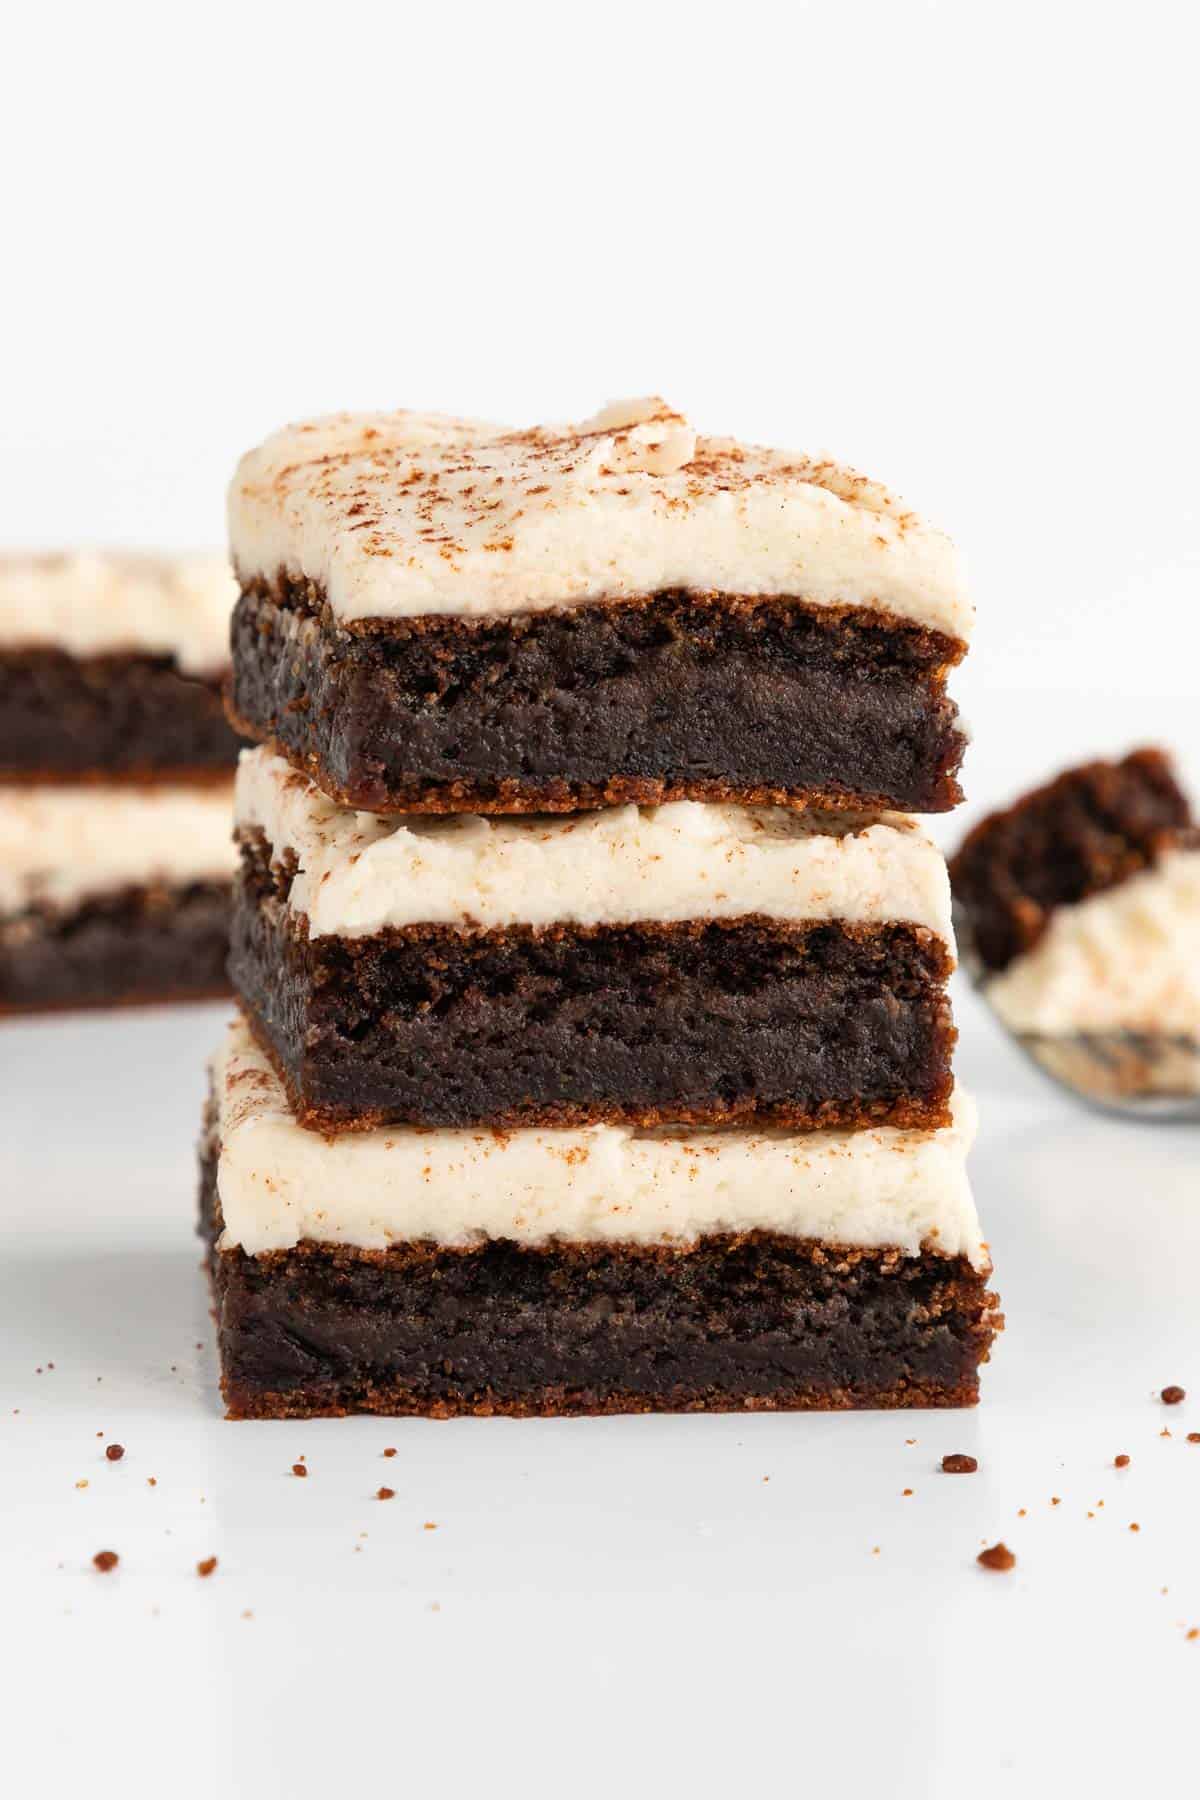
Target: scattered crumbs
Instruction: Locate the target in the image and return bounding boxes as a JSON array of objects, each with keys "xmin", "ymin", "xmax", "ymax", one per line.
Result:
[
  {"xmin": 1161, "ymin": 1428, "xmax": 1172, "ymax": 1439},
  {"xmin": 105, "ymin": 1444, "xmax": 125, "ymax": 1463},
  {"xmin": 95, "ymin": 1431, "xmax": 103, "ymax": 1438},
  {"xmin": 1051, "ymin": 1497, "xmax": 1061, "ymax": 1507},
  {"xmin": 1188, "ymin": 1629, "xmax": 1198, "ymax": 1642},
  {"xmin": 376, "ymin": 1487, "xmax": 395, "ymax": 1501},
  {"xmin": 1161, "ymin": 1385, "xmax": 1186, "ymax": 1405},
  {"xmin": 762, "ymin": 1476, "xmax": 770, "ymax": 1483},
  {"xmin": 902, "ymin": 1488, "xmax": 913, "ymax": 1498},
  {"xmin": 1189, "ymin": 1433, "xmax": 1200, "ymax": 1444},
  {"xmin": 977, "ymin": 1543, "xmax": 1016, "ymax": 1572},
  {"xmin": 93, "ymin": 1550, "xmax": 119, "ymax": 1573},
  {"xmin": 1087, "ymin": 1511, "xmax": 1095, "ymax": 1519},
  {"xmin": 383, "ymin": 1447, "xmax": 397, "ymax": 1458},
  {"xmin": 196, "ymin": 1556, "xmax": 218, "ymax": 1577},
  {"xmin": 1017, "ymin": 1508, "xmax": 1027, "ymax": 1518},
  {"xmin": 1097, "ymin": 1499, "xmax": 1105, "ymax": 1508},
  {"xmin": 147, "ymin": 1478, "xmax": 157, "ymax": 1488},
  {"xmin": 292, "ymin": 1464, "xmax": 308, "ymax": 1479},
  {"xmin": 75, "ymin": 1479, "xmax": 88, "ymax": 1490},
  {"xmin": 942, "ymin": 1453, "xmax": 978, "ymax": 1475},
  {"xmin": 1129, "ymin": 1523, "xmax": 1141, "ymax": 1533},
  {"xmin": 423, "ymin": 1521, "xmax": 437, "ymax": 1531},
  {"xmin": 904, "ymin": 1438, "xmax": 916, "ymax": 1446},
  {"xmin": 1115, "ymin": 1453, "xmax": 1130, "ymax": 1468},
  {"xmin": 47, "ymin": 1362, "xmax": 54, "ymax": 1370}
]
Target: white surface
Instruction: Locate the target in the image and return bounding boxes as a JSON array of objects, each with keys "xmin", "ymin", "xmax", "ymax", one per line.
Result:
[
  {"xmin": 211, "ymin": 1016, "xmax": 983, "ymax": 1259},
  {"xmin": 4, "ymin": 980, "xmax": 1200, "ymax": 1799},
  {"xmin": 0, "ymin": 780, "xmax": 236, "ymax": 915},
  {"xmin": 238, "ymin": 748, "xmax": 954, "ymax": 938},
  {"xmin": 229, "ymin": 398, "xmax": 970, "ymax": 635}
]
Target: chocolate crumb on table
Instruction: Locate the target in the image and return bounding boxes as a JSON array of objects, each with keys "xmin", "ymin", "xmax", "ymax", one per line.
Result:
[
  {"xmin": 942, "ymin": 1453, "xmax": 978, "ymax": 1474},
  {"xmin": 1161, "ymin": 1385, "xmax": 1186, "ymax": 1404},
  {"xmin": 104, "ymin": 1443, "xmax": 125, "ymax": 1462},
  {"xmin": 376, "ymin": 1487, "xmax": 395, "ymax": 1501},
  {"xmin": 92, "ymin": 1550, "xmax": 119, "ymax": 1573},
  {"xmin": 977, "ymin": 1543, "xmax": 1016, "ymax": 1572},
  {"xmin": 1114, "ymin": 1453, "xmax": 1130, "ymax": 1468},
  {"xmin": 291, "ymin": 1463, "xmax": 307, "ymax": 1478},
  {"xmin": 382, "ymin": 1448, "xmax": 397, "ymax": 1458},
  {"xmin": 196, "ymin": 1556, "xmax": 218, "ymax": 1577}
]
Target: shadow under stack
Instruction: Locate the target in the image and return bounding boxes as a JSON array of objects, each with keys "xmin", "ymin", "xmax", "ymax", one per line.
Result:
[{"xmin": 203, "ymin": 398, "xmax": 1001, "ymax": 1419}]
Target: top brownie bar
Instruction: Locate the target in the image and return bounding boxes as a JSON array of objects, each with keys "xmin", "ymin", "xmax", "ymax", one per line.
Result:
[
  {"xmin": 226, "ymin": 399, "xmax": 972, "ymax": 815},
  {"xmin": 0, "ymin": 551, "xmax": 241, "ymax": 779}
]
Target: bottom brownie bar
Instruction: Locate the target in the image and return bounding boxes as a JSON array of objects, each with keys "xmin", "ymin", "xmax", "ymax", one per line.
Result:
[{"xmin": 201, "ymin": 1018, "xmax": 1000, "ymax": 1419}]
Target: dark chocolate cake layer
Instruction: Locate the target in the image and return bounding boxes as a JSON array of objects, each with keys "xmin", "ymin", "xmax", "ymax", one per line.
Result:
[
  {"xmin": 199, "ymin": 1152, "xmax": 1000, "ymax": 1420},
  {"xmin": 231, "ymin": 833, "xmax": 957, "ymax": 1132},
  {"xmin": 0, "ymin": 648, "xmax": 242, "ymax": 780},
  {"xmin": 950, "ymin": 748, "xmax": 1196, "ymax": 972},
  {"xmin": 228, "ymin": 581, "xmax": 967, "ymax": 815},
  {"xmin": 0, "ymin": 881, "xmax": 232, "ymax": 1016}
]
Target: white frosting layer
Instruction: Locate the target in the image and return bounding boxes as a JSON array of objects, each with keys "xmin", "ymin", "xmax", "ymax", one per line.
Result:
[
  {"xmin": 234, "ymin": 747, "xmax": 955, "ymax": 942},
  {"xmin": 987, "ymin": 848, "xmax": 1200, "ymax": 1038},
  {"xmin": 0, "ymin": 781, "xmax": 236, "ymax": 916},
  {"xmin": 211, "ymin": 1017, "xmax": 984, "ymax": 1264},
  {"xmin": 0, "ymin": 551, "xmax": 236, "ymax": 674},
  {"xmin": 228, "ymin": 398, "xmax": 971, "ymax": 639}
]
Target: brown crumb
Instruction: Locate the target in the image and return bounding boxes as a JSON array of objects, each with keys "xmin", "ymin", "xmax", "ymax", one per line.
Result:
[
  {"xmin": 92, "ymin": 1550, "xmax": 119, "ymax": 1573},
  {"xmin": 1161, "ymin": 1428, "xmax": 1172, "ymax": 1439},
  {"xmin": 902, "ymin": 1488, "xmax": 913, "ymax": 1497},
  {"xmin": 977, "ymin": 1542, "xmax": 1016, "ymax": 1572},
  {"xmin": 1188, "ymin": 1433, "xmax": 1200, "ymax": 1444},
  {"xmin": 871, "ymin": 1546, "xmax": 881, "ymax": 1556},
  {"xmin": 1129, "ymin": 1522, "xmax": 1140, "ymax": 1533},
  {"xmin": 105, "ymin": 1443, "xmax": 125, "ymax": 1462},
  {"xmin": 147, "ymin": 1477, "xmax": 157, "ymax": 1487},
  {"xmin": 75, "ymin": 1479, "xmax": 88, "ymax": 1490},
  {"xmin": 376, "ymin": 1487, "xmax": 395, "ymax": 1501},
  {"xmin": 292, "ymin": 1464, "xmax": 308, "ymax": 1478},
  {"xmin": 1161, "ymin": 1385, "xmax": 1186, "ymax": 1404},
  {"xmin": 1188, "ymin": 1629, "xmax": 1198, "ymax": 1641},
  {"xmin": 383, "ymin": 1447, "xmax": 397, "ymax": 1458},
  {"xmin": 423, "ymin": 1521, "xmax": 437, "ymax": 1530},
  {"xmin": 196, "ymin": 1556, "xmax": 218, "ymax": 1577},
  {"xmin": 1114, "ymin": 1454, "xmax": 1130, "ymax": 1468},
  {"xmin": 1017, "ymin": 1508, "xmax": 1027, "ymax": 1518},
  {"xmin": 1051, "ymin": 1496, "xmax": 1061, "ymax": 1506},
  {"xmin": 241, "ymin": 1610, "xmax": 254, "ymax": 1621},
  {"xmin": 942, "ymin": 1453, "xmax": 978, "ymax": 1474}
]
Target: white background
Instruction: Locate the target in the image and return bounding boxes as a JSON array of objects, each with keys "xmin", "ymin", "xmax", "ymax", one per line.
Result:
[{"xmin": 3, "ymin": 3, "xmax": 1199, "ymax": 1796}]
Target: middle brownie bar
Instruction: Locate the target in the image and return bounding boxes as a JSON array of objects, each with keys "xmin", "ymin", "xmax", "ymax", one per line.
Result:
[{"xmin": 232, "ymin": 746, "xmax": 957, "ymax": 1133}]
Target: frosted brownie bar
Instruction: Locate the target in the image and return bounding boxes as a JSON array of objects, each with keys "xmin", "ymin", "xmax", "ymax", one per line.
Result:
[
  {"xmin": 0, "ymin": 552, "xmax": 241, "ymax": 780},
  {"xmin": 200, "ymin": 1018, "xmax": 1000, "ymax": 1419},
  {"xmin": 0, "ymin": 782, "xmax": 236, "ymax": 1014},
  {"xmin": 951, "ymin": 748, "xmax": 1200, "ymax": 1096},
  {"xmin": 226, "ymin": 400, "xmax": 971, "ymax": 815},
  {"xmin": 231, "ymin": 747, "xmax": 958, "ymax": 1132}
]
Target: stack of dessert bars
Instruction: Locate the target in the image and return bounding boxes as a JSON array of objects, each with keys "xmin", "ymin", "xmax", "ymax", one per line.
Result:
[
  {"xmin": 202, "ymin": 398, "xmax": 1001, "ymax": 1420},
  {"xmin": 1, "ymin": 552, "xmax": 239, "ymax": 1014}
]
